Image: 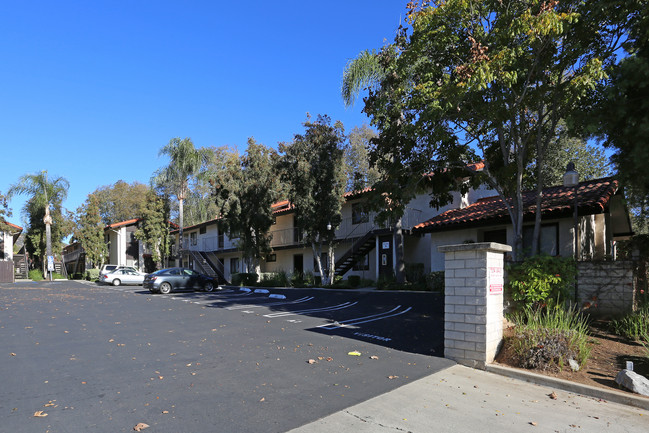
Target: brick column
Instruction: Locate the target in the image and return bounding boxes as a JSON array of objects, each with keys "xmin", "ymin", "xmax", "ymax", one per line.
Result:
[{"xmin": 438, "ymin": 242, "xmax": 512, "ymax": 369}]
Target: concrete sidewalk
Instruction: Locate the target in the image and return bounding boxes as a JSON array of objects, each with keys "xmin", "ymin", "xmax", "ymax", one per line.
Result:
[{"xmin": 287, "ymin": 364, "xmax": 649, "ymax": 433}]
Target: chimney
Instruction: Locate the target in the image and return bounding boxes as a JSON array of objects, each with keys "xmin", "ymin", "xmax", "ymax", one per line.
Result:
[{"xmin": 563, "ymin": 162, "xmax": 579, "ymax": 187}]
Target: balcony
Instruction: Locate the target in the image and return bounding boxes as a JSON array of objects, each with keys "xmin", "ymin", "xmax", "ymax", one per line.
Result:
[{"xmin": 181, "ymin": 208, "xmax": 425, "ymax": 253}]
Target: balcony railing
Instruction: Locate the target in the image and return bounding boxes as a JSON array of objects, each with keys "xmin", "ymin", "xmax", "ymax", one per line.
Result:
[{"xmin": 182, "ymin": 208, "xmax": 425, "ymax": 253}]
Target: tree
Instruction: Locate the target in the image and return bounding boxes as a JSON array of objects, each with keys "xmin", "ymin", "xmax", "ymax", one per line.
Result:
[
  {"xmin": 91, "ymin": 180, "xmax": 150, "ymax": 225},
  {"xmin": 279, "ymin": 115, "xmax": 346, "ymax": 285},
  {"xmin": 581, "ymin": 0, "xmax": 649, "ymax": 233},
  {"xmin": 0, "ymin": 191, "xmax": 12, "ymax": 233},
  {"xmin": 212, "ymin": 139, "xmax": 282, "ymax": 273},
  {"xmin": 360, "ymin": 0, "xmax": 625, "ymax": 259},
  {"xmin": 73, "ymin": 194, "xmax": 107, "ymax": 268},
  {"xmin": 526, "ymin": 121, "xmax": 610, "ymax": 189},
  {"xmin": 343, "ymin": 125, "xmax": 381, "ymax": 192},
  {"xmin": 153, "ymin": 137, "xmax": 211, "ymax": 257},
  {"xmin": 134, "ymin": 190, "xmax": 172, "ymax": 271},
  {"xmin": 8, "ymin": 171, "xmax": 70, "ymax": 278}
]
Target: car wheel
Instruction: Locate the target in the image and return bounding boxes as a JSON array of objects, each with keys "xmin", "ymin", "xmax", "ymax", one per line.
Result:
[
  {"xmin": 204, "ymin": 282, "xmax": 214, "ymax": 292},
  {"xmin": 159, "ymin": 282, "xmax": 172, "ymax": 294},
  {"xmin": 112, "ymin": 279, "xmax": 121, "ymax": 286}
]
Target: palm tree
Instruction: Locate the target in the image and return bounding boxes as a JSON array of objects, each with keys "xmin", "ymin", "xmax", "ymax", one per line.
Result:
[
  {"xmin": 8, "ymin": 171, "xmax": 69, "ymax": 279},
  {"xmin": 341, "ymin": 50, "xmax": 384, "ymax": 108},
  {"xmin": 153, "ymin": 137, "xmax": 210, "ymax": 259}
]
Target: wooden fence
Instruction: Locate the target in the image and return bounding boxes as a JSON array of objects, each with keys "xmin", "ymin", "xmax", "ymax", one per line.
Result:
[{"xmin": 0, "ymin": 260, "xmax": 14, "ymax": 283}]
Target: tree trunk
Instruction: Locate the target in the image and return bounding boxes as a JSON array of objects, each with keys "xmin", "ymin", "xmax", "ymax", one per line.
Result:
[
  {"xmin": 178, "ymin": 196, "xmax": 184, "ymax": 264},
  {"xmin": 394, "ymin": 217, "xmax": 405, "ymax": 283},
  {"xmin": 44, "ymin": 205, "xmax": 53, "ymax": 281},
  {"xmin": 312, "ymin": 242, "xmax": 326, "ymax": 286},
  {"xmin": 327, "ymin": 242, "xmax": 335, "ymax": 287}
]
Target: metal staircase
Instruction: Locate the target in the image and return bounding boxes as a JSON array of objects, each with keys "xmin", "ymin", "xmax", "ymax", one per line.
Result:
[
  {"xmin": 333, "ymin": 230, "xmax": 380, "ymax": 277},
  {"xmin": 187, "ymin": 250, "xmax": 228, "ymax": 284}
]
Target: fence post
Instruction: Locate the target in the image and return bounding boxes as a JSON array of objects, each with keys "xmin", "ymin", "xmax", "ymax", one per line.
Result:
[{"xmin": 438, "ymin": 242, "xmax": 512, "ymax": 369}]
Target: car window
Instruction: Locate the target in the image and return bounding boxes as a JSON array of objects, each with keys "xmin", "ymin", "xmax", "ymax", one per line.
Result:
[
  {"xmin": 167, "ymin": 269, "xmax": 180, "ymax": 275},
  {"xmin": 183, "ymin": 269, "xmax": 195, "ymax": 276}
]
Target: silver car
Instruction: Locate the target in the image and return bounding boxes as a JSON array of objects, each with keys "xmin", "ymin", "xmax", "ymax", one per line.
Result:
[{"xmin": 100, "ymin": 268, "xmax": 146, "ymax": 286}]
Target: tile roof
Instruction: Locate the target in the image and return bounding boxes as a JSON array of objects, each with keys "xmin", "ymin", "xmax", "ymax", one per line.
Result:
[
  {"xmin": 413, "ymin": 177, "xmax": 620, "ymax": 233},
  {"xmin": 106, "ymin": 218, "xmax": 179, "ymax": 230},
  {"xmin": 0, "ymin": 220, "xmax": 23, "ymax": 232}
]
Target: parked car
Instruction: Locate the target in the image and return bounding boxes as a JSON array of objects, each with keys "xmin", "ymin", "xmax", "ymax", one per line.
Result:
[
  {"xmin": 143, "ymin": 267, "xmax": 218, "ymax": 294},
  {"xmin": 99, "ymin": 264, "xmax": 138, "ymax": 278},
  {"xmin": 100, "ymin": 268, "xmax": 146, "ymax": 286}
]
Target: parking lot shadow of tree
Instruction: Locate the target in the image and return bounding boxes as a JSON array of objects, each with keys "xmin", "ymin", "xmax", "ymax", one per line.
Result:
[{"xmin": 162, "ymin": 288, "xmax": 445, "ymax": 357}]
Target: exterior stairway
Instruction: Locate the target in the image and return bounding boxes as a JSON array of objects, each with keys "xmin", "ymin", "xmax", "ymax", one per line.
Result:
[
  {"xmin": 334, "ymin": 230, "xmax": 379, "ymax": 277},
  {"xmin": 187, "ymin": 250, "xmax": 228, "ymax": 284}
]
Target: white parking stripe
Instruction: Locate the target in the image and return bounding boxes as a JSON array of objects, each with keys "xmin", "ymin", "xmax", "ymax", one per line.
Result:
[
  {"xmin": 318, "ymin": 306, "xmax": 413, "ymax": 330},
  {"xmin": 226, "ymin": 296, "xmax": 314, "ymax": 310},
  {"xmin": 263, "ymin": 301, "xmax": 358, "ymax": 318}
]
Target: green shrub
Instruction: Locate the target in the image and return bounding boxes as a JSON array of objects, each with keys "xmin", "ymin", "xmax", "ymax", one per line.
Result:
[
  {"xmin": 29, "ymin": 269, "xmax": 44, "ymax": 281},
  {"xmin": 426, "ymin": 271, "xmax": 445, "ymax": 292},
  {"xmin": 347, "ymin": 275, "xmax": 361, "ymax": 287},
  {"xmin": 231, "ymin": 273, "xmax": 258, "ymax": 286},
  {"xmin": 258, "ymin": 271, "xmax": 290, "ymax": 287},
  {"xmin": 510, "ymin": 306, "xmax": 591, "ymax": 371},
  {"xmin": 610, "ymin": 304, "xmax": 649, "ymax": 343},
  {"xmin": 405, "ymin": 263, "xmax": 426, "ymax": 283},
  {"xmin": 85, "ymin": 269, "xmax": 100, "ymax": 281},
  {"xmin": 507, "ymin": 255, "xmax": 576, "ymax": 311},
  {"xmin": 377, "ymin": 271, "xmax": 396, "ymax": 290},
  {"xmin": 51, "ymin": 272, "xmax": 64, "ymax": 280}
]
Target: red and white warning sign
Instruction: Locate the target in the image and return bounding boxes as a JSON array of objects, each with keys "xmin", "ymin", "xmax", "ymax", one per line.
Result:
[{"xmin": 488, "ymin": 267, "xmax": 504, "ymax": 294}]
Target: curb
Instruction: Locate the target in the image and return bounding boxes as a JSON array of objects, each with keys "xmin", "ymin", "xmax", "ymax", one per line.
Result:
[{"xmin": 486, "ymin": 363, "xmax": 649, "ymax": 411}]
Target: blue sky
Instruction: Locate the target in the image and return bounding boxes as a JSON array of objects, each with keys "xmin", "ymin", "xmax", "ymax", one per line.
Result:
[{"xmin": 1, "ymin": 1, "xmax": 406, "ymax": 225}]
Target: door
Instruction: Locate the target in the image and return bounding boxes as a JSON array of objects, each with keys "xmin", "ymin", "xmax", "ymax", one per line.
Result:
[
  {"xmin": 378, "ymin": 235, "xmax": 393, "ymax": 277},
  {"xmin": 294, "ymin": 254, "xmax": 303, "ymax": 275}
]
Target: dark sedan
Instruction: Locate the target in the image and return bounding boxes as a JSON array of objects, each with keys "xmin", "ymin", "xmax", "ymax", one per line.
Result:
[{"xmin": 143, "ymin": 267, "xmax": 219, "ymax": 294}]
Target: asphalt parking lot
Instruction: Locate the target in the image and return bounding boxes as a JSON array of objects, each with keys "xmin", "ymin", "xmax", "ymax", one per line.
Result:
[{"xmin": 1, "ymin": 280, "xmax": 451, "ymax": 432}]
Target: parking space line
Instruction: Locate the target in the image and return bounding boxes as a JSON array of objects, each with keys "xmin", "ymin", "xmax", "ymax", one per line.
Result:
[
  {"xmin": 226, "ymin": 296, "xmax": 314, "ymax": 310},
  {"xmin": 318, "ymin": 306, "xmax": 413, "ymax": 330},
  {"xmin": 263, "ymin": 301, "xmax": 358, "ymax": 318}
]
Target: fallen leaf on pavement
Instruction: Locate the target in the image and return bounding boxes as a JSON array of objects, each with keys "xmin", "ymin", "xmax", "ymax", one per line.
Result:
[
  {"xmin": 259, "ymin": 397, "xmax": 265, "ymax": 402},
  {"xmin": 388, "ymin": 375, "xmax": 399, "ymax": 380},
  {"xmin": 530, "ymin": 421, "xmax": 537, "ymax": 426},
  {"xmin": 133, "ymin": 422, "xmax": 149, "ymax": 431},
  {"xmin": 549, "ymin": 392, "xmax": 558, "ymax": 400},
  {"xmin": 10, "ymin": 353, "xmax": 16, "ymax": 356},
  {"xmin": 326, "ymin": 357, "xmax": 333, "ymax": 362},
  {"xmin": 162, "ymin": 410, "xmax": 169, "ymax": 414},
  {"xmin": 33, "ymin": 411, "xmax": 48, "ymax": 417},
  {"xmin": 307, "ymin": 359, "xmax": 317, "ymax": 364},
  {"xmin": 370, "ymin": 355, "xmax": 379, "ymax": 360}
]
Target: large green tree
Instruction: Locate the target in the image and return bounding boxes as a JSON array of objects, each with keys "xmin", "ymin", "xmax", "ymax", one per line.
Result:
[
  {"xmin": 8, "ymin": 171, "xmax": 70, "ymax": 278},
  {"xmin": 279, "ymin": 115, "xmax": 346, "ymax": 285},
  {"xmin": 134, "ymin": 190, "xmax": 172, "ymax": 271},
  {"xmin": 581, "ymin": 0, "xmax": 649, "ymax": 233},
  {"xmin": 0, "ymin": 191, "xmax": 12, "ymax": 233},
  {"xmin": 360, "ymin": 0, "xmax": 625, "ymax": 259},
  {"xmin": 212, "ymin": 138, "xmax": 282, "ymax": 273},
  {"xmin": 343, "ymin": 125, "xmax": 381, "ymax": 192},
  {"xmin": 74, "ymin": 194, "xmax": 107, "ymax": 268},
  {"xmin": 91, "ymin": 180, "xmax": 150, "ymax": 225},
  {"xmin": 153, "ymin": 137, "xmax": 211, "ymax": 256}
]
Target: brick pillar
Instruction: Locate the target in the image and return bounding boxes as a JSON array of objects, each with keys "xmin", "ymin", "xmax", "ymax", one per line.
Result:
[{"xmin": 438, "ymin": 242, "xmax": 512, "ymax": 369}]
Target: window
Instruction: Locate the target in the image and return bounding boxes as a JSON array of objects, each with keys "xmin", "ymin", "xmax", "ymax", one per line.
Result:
[
  {"xmin": 353, "ymin": 253, "xmax": 370, "ymax": 271},
  {"xmin": 266, "ymin": 254, "xmax": 276, "ymax": 262},
  {"xmin": 522, "ymin": 224, "xmax": 558, "ymax": 257},
  {"xmin": 482, "ymin": 229, "xmax": 507, "ymax": 244},
  {"xmin": 230, "ymin": 257, "xmax": 239, "ymax": 274},
  {"xmin": 352, "ymin": 202, "xmax": 370, "ymax": 225},
  {"xmin": 199, "ymin": 226, "xmax": 206, "ymax": 234},
  {"xmin": 190, "ymin": 232, "xmax": 197, "ymax": 246},
  {"xmin": 218, "ymin": 233, "xmax": 224, "ymax": 249}
]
